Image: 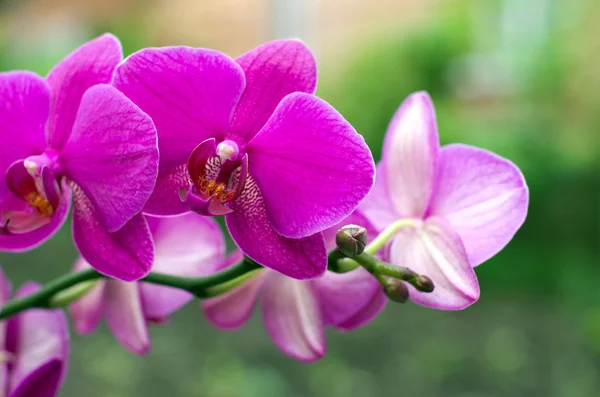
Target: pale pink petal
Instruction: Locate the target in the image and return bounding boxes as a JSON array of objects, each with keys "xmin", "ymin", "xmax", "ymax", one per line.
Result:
[
  {"xmin": 358, "ymin": 163, "xmax": 401, "ymax": 231},
  {"xmin": 113, "ymin": 46, "xmax": 245, "ymax": 171},
  {"xmin": 71, "ymin": 184, "xmax": 154, "ymax": 282},
  {"xmin": 103, "ymin": 280, "xmax": 150, "ymax": 355},
  {"xmin": 230, "ymin": 39, "xmax": 317, "ymax": 143},
  {"xmin": 8, "ymin": 282, "xmax": 69, "ymax": 397},
  {"xmin": 60, "ymin": 84, "xmax": 158, "ymax": 232},
  {"xmin": 428, "ymin": 144, "xmax": 529, "ymax": 266},
  {"xmin": 248, "ymin": 92, "xmax": 374, "ymax": 239},
  {"xmin": 202, "ymin": 270, "xmax": 266, "ymax": 330},
  {"xmin": 335, "ymin": 291, "xmax": 387, "ymax": 331},
  {"xmin": 140, "ymin": 214, "xmax": 226, "ymax": 319},
  {"xmin": 382, "ymin": 91, "xmax": 439, "ymax": 218},
  {"xmin": 0, "ymin": 71, "xmax": 49, "ymax": 200},
  {"xmin": 260, "ymin": 272, "xmax": 325, "ymax": 363},
  {"xmin": 46, "ymin": 34, "xmax": 123, "ymax": 150},
  {"xmin": 225, "ymin": 176, "xmax": 327, "ymax": 280},
  {"xmin": 143, "ymin": 165, "xmax": 190, "ymax": 216},
  {"xmin": 389, "ymin": 217, "xmax": 479, "ymax": 310},
  {"xmin": 68, "ymin": 258, "xmax": 106, "ymax": 335}
]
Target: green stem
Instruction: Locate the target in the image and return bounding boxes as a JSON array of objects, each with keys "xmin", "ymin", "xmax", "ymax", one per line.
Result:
[{"xmin": 352, "ymin": 252, "xmax": 434, "ymax": 292}]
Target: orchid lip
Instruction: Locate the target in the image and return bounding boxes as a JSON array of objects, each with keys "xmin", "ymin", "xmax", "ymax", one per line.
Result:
[{"xmin": 178, "ymin": 186, "xmax": 233, "ymax": 216}]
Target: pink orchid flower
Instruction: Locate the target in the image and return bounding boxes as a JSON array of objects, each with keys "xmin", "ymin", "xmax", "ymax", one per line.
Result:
[
  {"xmin": 0, "ymin": 269, "xmax": 69, "ymax": 397},
  {"xmin": 112, "ymin": 39, "xmax": 375, "ymax": 280},
  {"xmin": 69, "ymin": 213, "xmax": 224, "ymax": 354},
  {"xmin": 361, "ymin": 92, "xmax": 529, "ymax": 310},
  {"xmin": 0, "ymin": 34, "xmax": 159, "ymax": 281},
  {"xmin": 202, "ymin": 212, "xmax": 386, "ymax": 363}
]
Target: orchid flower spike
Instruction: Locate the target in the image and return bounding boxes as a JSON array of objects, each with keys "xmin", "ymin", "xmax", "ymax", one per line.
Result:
[
  {"xmin": 0, "ymin": 34, "xmax": 159, "ymax": 281},
  {"xmin": 360, "ymin": 92, "xmax": 529, "ymax": 310},
  {"xmin": 69, "ymin": 213, "xmax": 225, "ymax": 354},
  {"xmin": 113, "ymin": 39, "xmax": 375, "ymax": 280},
  {"xmin": 202, "ymin": 212, "xmax": 386, "ymax": 363},
  {"xmin": 0, "ymin": 268, "xmax": 69, "ymax": 397}
]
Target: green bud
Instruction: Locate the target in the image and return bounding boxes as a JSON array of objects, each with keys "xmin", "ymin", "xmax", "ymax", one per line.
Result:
[{"xmin": 335, "ymin": 225, "xmax": 367, "ymax": 258}]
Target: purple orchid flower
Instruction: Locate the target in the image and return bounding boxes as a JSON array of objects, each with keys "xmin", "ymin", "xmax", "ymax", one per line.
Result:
[
  {"xmin": 112, "ymin": 39, "xmax": 375, "ymax": 280},
  {"xmin": 0, "ymin": 269, "xmax": 69, "ymax": 397},
  {"xmin": 360, "ymin": 92, "xmax": 529, "ymax": 310},
  {"xmin": 0, "ymin": 34, "xmax": 159, "ymax": 281},
  {"xmin": 69, "ymin": 213, "xmax": 224, "ymax": 354},
  {"xmin": 201, "ymin": 212, "xmax": 386, "ymax": 363}
]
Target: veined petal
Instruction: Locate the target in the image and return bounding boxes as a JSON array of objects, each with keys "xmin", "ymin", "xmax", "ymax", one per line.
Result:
[
  {"xmin": 428, "ymin": 144, "xmax": 529, "ymax": 266},
  {"xmin": 68, "ymin": 258, "xmax": 106, "ymax": 335},
  {"xmin": 0, "ymin": 179, "xmax": 71, "ymax": 252},
  {"xmin": 103, "ymin": 280, "xmax": 150, "ymax": 355},
  {"xmin": 0, "ymin": 72, "xmax": 49, "ymax": 200},
  {"xmin": 260, "ymin": 272, "xmax": 325, "ymax": 363},
  {"xmin": 358, "ymin": 163, "xmax": 401, "ymax": 231},
  {"xmin": 143, "ymin": 165, "xmax": 190, "ymax": 216},
  {"xmin": 230, "ymin": 39, "xmax": 317, "ymax": 142},
  {"xmin": 335, "ymin": 291, "xmax": 387, "ymax": 331},
  {"xmin": 8, "ymin": 282, "xmax": 69, "ymax": 397},
  {"xmin": 313, "ymin": 268, "xmax": 383, "ymax": 327},
  {"xmin": 46, "ymin": 33, "xmax": 123, "ymax": 150},
  {"xmin": 202, "ymin": 270, "xmax": 266, "ymax": 330},
  {"xmin": 247, "ymin": 92, "xmax": 375, "ymax": 239},
  {"xmin": 60, "ymin": 84, "xmax": 158, "ymax": 232},
  {"xmin": 140, "ymin": 214, "xmax": 225, "ymax": 319},
  {"xmin": 71, "ymin": 184, "xmax": 154, "ymax": 282},
  {"xmin": 113, "ymin": 46, "xmax": 245, "ymax": 171},
  {"xmin": 382, "ymin": 91, "xmax": 439, "ymax": 218},
  {"xmin": 388, "ymin": 217, "xmax": 479, "ymax": 310},
  {"xmin": 225, "ymin": 176, "xmax": 327, "ymax": 280}
]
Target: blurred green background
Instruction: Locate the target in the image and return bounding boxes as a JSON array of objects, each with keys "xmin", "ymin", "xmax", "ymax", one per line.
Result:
[{"xmin": 1, "ymin": 0, "xmax": 599, "ymax": 396}]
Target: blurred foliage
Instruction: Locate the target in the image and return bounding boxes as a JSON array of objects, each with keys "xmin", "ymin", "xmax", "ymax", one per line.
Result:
[{"xmin": 0, "ymin": 0, "xmax": 599, "ymax": 396}]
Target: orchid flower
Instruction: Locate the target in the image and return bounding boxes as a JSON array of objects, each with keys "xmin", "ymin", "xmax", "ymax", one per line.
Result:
[
  {"xmin": 0, "ymin": 269, "xmax": 69, "ymax": 397},
  {"xmin": 112, "ymin": 39, "xmax": 375, "ymax": 280},
  {"xmin": 202, "ymin": 212, "xmax": 386, "ymax": 363},
  {"xmin": 69, "ymin": 213, "xmax": 224, "ymax": 354},
  {"xmin": 0, "ymin": 34, "xmax": 159, "ymax": 281},
  {"xmin": 360, "ymin": 92, "xmax": 529, "ymax": 310}
]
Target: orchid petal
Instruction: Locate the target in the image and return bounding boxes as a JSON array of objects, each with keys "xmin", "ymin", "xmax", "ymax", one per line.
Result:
[
  {"xmin": 8, "ymin": 282, "xmax": 69, "ymax": 397},
  {"xmin": 382, "ymin": 91, "xmax": 439, "ymax": 218},
  {"xmin": 230, "ymin": 39, "xmax": 317, "ymax": 143},
  {"xmin": 46, "ymin": 34, "xmax": 123, "ymax": 150},
  {"xmin": 143, "ymin": 165, "xmax": 191, "ymax": 216},
  {"xmin": 140, "ymin": 214, "xmax": 225, "ymax": 319},
  {"xmin": 103, "ymin": 280, "xmax": 150, "ymax": 355},
  {"xmin": 358, "ymin": 163, "xmax": 401, "ymax": 231},
  {"xmin": 113, "ymin": 46, "xmax": 245, "ymax": 171},
  {"xmin": 260, "ymin": 272, "xmax": 325, "ymax": 363},
  {"xmin": 428, "ymin": 144, "xmax": 529, "ymax": 266},
  {"xmin": 71, "ymin": 184, "xmax": 154, "ymax": 281},
  {"xmin": 60, "ymin": 84, "xmax": 158, "ymax": 232},
  {"xmin": 248, "ymin": 92, "xmax": 374, "ymax": 239},
  {"xmin": 388, "ymin": 217, "xmax": 479, "ymax": 310},
  {"xmin": 335, "ymin": 290, "xmax": 387, "ymax": 331},
  {"xmin": 68, "ymin": 258, "xmax": 106, "ymax": 335},
  {"xmin": 0, "ymin": 72, "xmax": 49, "ymax": 200},
  {"xmin": 225, "ymin": 176, "xmax": 327, "ymax": 280}
]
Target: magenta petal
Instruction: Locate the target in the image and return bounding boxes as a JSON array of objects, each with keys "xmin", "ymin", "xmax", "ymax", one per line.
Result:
[
  {"xmin": 428, "ymin": 144, "xmax": 529, "ymax": 266},
  {"xmin": 260, "ymin": 272, "xmax": 325, "ymax": 363},
  {"xmin": 103, "ymin": 280, "xmax": 150, "ymax": 355},
  {"xmin": 0, "ymin": 71, "xmax": 50, "ymax": 199},
  {"xmin": 335, "ymin": 291, "xmax": 387, "ymax": 331},
  {"xmin": 0, "ymin": 179, "xmax": 71, "ymax": 252},
  {"xmin": 202, "ymin": 271, "xmax": 266, "ymax": 330},
  {"xmin": 248, "ymin": 92, "xmax": 375, "ymax": 239},
  {"xmin": 60, "ymin": 84, "xmax": 158, "ymax": 232},
  {"xmin": 68, "ymin": 258, "xmax": 106, "ymax": 335},
  {"xmin": 46, "ymin": 33, "xmax": 123, "ymax": 150},
  {"xmin": 389, "ymin": 217, "xmax": 479, "ymax": 310},
  {"xmin": 140, "ymin": 214, "xmax": 225, "ymax": 319},
  {"xmin": 313, "ymin": 268, "xmax": 382, "ymax": 327},
  {"xmin": 113, "ymin": 46, "xmax": 245, "ymax": 171},
  {"xmin": 358, "ymin": 163, "xmax": 401, "ymax": 231},
  {"xmin": 71, "ymin": 185, "xmax": 154, "ymax": 281},
  {"xmin": 8, "ymin": 282, "xmax": 69, "ymax": 397},
  {"xmin": 382, "ymin": 91, "xmax": 439, "ymax": 218},
  {"xmin": 230, "ymin": 40, "xmax": 317, "ymax": 143},
  {"xmin": 144, "ymin": 165, "xmax": 191, "ymax": 216},
  {"xmin": 225, "ymin": 177, "xmax": 327, "ymax": 280}
]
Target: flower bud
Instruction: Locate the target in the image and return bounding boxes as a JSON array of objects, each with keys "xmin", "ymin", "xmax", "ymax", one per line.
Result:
[
  {"xmin": 383, "ymin": 279, "xmax": 409, "ymax": 303},
  {"xmin": 335, "ymin": 224, "xmax": 367, "ymax": 258},
  {"xmin": 416, "ymin": 275, "xmax": 434, "ymax": 293}
]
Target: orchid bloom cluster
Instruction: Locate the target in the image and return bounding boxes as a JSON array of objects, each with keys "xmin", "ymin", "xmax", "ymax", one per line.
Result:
[{"xmin": 0, "ymin": 34, "xmax": 528, "ymax": 394}]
